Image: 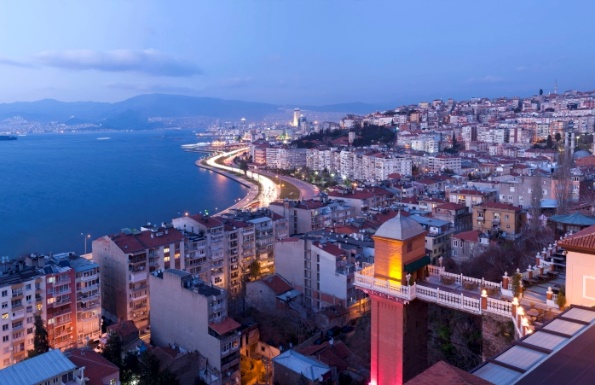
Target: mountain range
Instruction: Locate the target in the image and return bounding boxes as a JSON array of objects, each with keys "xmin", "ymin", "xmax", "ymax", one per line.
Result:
[{"xmin": 0, "ymin": 94, "xmax": 390, "ymax": 129}]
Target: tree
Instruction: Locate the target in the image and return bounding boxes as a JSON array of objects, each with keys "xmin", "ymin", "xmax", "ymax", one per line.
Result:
[
  {"xmin": 249, "ymin": 260, "xmax": 261, "ymax": 280},
  {"xmin": 546, "ymin": 135, "xmax": 553, "ymax": 149},
  {"xmin": 555, "ymin": 150, "xmax": 573, "ymax": 215},
  {"xmin": 512, "ymin": 271, "xmax": 522, "ymax": 298},
  {"xmin": 238, "ymin": 159, "xmax": 249, "ymax": 175},
  {"xmin": 138, "ymin": 351, "xmax": 161, "ymax": 385},
  {"xmin": 102, "ymin": 332, "xmax": 123, "ymax": 368},
  {"xmin": 539, "ymin": 88, "xmax": 544, "ymax": 96},
  {"xmin": 27, "ymin": 314, "xmax": 49, "ymax": 358},
  {"xmin": 529, "ymin": 173, "xmax": 544, "ymax": 228},
  {"xmin": 555, "ymin": 132, "xmax": 562, "ymax": 142},
  {"xmin": 556, "ymin": 286, "xmax": 567, "ymax": 310}
]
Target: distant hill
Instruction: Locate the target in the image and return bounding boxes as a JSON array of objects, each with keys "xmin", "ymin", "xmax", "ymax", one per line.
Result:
[{"xmin": 0, "ymin": 94, "xmax": 387, "ymax": 129}]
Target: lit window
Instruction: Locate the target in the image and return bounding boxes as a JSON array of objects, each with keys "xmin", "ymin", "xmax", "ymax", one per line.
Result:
[{"xmin": 1, "ymin": 313, "xmax": 7, "ymax": 319}]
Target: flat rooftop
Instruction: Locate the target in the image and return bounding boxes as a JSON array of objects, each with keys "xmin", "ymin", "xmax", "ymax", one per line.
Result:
[{"xmin": 473, "ymin": 306, "xmax": 595, "ymax": 384}]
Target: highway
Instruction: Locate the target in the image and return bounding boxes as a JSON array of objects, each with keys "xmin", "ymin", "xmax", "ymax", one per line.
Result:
[
  {"xmin": 206, "ymin": 148, "xmax": 279, "ymax": 208},
  {"xmin": 205, "ymin": 148, "xmax": 320, "ymax": 213}
]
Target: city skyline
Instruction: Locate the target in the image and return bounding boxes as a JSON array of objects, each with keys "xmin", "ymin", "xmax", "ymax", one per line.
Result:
[{"xmin": 1, "ymin": 1, "xmax": 594, "ymax": 106}]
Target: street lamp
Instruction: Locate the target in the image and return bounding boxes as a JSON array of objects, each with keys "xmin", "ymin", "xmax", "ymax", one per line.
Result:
[{"xmin": 81, "ymin": 233, "xmax": 91, "ymax": 255}]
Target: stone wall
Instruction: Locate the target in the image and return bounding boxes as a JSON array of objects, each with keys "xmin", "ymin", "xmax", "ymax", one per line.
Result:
[{"xmin": 481, "ymin": 312, "xmax": 515, "ymax": 360}]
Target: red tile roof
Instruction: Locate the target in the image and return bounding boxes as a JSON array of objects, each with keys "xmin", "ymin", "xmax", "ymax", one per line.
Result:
[
  {"xmin": 111, "ymin": 227, "xmax": 184, "ymax": 253},
  {"xmin": 313, "ymin": 242, "xmax": 348, "ymax": 258},
  {"xmin": 452, "ymin": 230, "xmax": 481, "ymax": 242},
  {"xmin": 188, "ymin": 213, "xmax": 223, "ymax": 229},
  {"xmin": 405, "ymin": 361, "xmax": 493, "ymax": 385},
  {"xmin": 558, "ymin": 225, "xmax": 595, "ymax": 253},
  {"xmin": 107, "ymin": 320, "xmax": 138, "ymax": 340},
  {"xmin": 209, "ymin": 317, "xmax": 241, "ymax": 335},
  {"xmin": 477, "ymin": 202, "xmax": 522, "ymax": 211},
  {"xmin": 260, "ymin": 274, "xmax": 293, "ymax": 295},
  {"xmin": 66, "ymin": 349, "xmax": 119, "ymax": 385},
  {"xmin": 435, "ymin": 202, "xmax": 467, "ymax": 211}
]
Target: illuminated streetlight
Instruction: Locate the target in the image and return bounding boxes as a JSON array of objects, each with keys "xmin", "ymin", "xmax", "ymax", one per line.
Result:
[{"xmin": 81, "ymin": 233, "xmax": 91, "ymax": 255}]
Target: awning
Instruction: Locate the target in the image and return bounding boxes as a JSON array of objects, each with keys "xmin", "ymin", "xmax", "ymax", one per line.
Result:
[{"xmin": 404, "ymin": 255, "xmax": 431, "ymax": 273}]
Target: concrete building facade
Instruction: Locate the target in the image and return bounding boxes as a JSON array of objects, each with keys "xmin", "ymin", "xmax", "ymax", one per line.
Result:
[{"xmin": 150, "ymin": 269, "xmax": 241, "ymax": 385}]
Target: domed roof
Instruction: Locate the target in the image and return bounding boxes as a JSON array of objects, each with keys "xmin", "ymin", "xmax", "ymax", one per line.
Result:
[
  {"xmin": 573, "ymin": 150, "xmax": 591, "ymax": 159},
  {"xmin": 375, "ymin": 211, "xmax": 425, "ymax": 241}
]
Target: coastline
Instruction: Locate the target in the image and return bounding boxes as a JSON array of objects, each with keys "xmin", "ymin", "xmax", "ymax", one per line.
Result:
[{"xmin": 195, "ymin": 159, "xmax": 261, "ymax": 214}]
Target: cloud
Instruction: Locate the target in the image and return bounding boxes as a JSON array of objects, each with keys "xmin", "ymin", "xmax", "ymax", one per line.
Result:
[
  {"xmin": 35, "ymin": 49, "xmax": 202, "ymax": 77},
  {"xmin": 0, "ymin": 56, "xmax": 35, "ymax": 68}
]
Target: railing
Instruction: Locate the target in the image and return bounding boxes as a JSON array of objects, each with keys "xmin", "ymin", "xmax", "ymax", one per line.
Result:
[
  {"xmin": 429, "ymin": 266, "xmax": 501, "ymax": 290},
  {"xmin": 355, "ymin": 264, "xmax": 511, "ymax": 318},
  {"xmin": 486, "ymin": 297, "xmax": 513, "ymax": 316}
]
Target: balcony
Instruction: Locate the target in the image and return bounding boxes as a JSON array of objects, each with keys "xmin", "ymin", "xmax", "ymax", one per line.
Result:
[
  {"xmin": 129, "ymin": 270, "xmax": 147, "ymax": 283},
  {"xmin": 477, "ymin": 217, "xmax": 485, "ymax": 222},
  {"xmin": 78, "ymin": 272, "xmax": 99, "ymax": 282}
]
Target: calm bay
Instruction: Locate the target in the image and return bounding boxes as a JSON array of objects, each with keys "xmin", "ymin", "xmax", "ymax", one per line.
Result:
[{"xmin": 0, "ymin": 130, "xmax": 248, "ymax": 258}]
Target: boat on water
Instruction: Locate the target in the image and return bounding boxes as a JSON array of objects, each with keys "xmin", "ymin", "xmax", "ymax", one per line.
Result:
[
  {"xmin": 97, "ymin": 137, "xmax": 111, "ymax": 140},
  {"xmin": 0, "ymin": 135, "xmax": 17, "ymax": 141}
]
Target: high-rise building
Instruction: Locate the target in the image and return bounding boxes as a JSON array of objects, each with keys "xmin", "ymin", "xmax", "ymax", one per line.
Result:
[{"xmin": 293, "ymin": 108, "xmax": 300, "ymax": 127}]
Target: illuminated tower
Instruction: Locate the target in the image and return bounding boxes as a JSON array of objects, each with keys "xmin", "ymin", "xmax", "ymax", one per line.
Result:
[
  {"xmin": 293, "ymin": 108, "xmax": 300, "ymax": 127},
  {"xmin": 367, "ymin": 212, "xmax": 428, "ymax": 385}
]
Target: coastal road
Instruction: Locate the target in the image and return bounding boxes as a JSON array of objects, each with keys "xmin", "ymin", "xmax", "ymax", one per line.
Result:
[
  {"xmin": 206, "ymin": 149, "xmax": 279, "ymax": 208},
  {"xmin": 257, "ymin": 170, "xmax": 320, "ymax": 201}
]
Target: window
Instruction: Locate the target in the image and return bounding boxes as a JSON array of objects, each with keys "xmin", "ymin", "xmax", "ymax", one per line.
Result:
[
  {"xmin": 1, "ymin": 303, "xmax": 6, "ymax": 309},
  {"xmin": 1, "ymin": 313, "xmax": 7, "ymax": 319},
  {"xmin": 453, "ymin": 240, "xmax": 459, "ymax": 247},
  {"xmin": 505, "ymin": 214, "xmax": 509, "ymax": 220},
  {"xmin": 2, "ymin": 325, "xmax": 7, "ymax": 331},
  {"xmin": 47, "ymin": 277, "xmax": 55, "ymax": 284},
  {"xmin": 1, "ymin": 290, "xmax": 6, "ymax": 297},
  {"xmin": 2, "ymin": 336, "xmax": 8, "ymax": 342},
  {"xmin": 25, "ymin": 284, "xmax": 31, "ymax": 291}
]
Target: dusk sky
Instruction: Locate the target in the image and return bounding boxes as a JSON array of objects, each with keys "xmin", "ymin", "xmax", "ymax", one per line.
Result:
[{"xmin": 1, "ymin": 1, "xmax": 594, "ymax": 106}]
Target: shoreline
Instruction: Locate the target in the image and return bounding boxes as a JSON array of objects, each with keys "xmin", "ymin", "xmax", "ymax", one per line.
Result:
[{"xmin": 195, "ymin": 160, "xmax": 261, "ymax": 214}]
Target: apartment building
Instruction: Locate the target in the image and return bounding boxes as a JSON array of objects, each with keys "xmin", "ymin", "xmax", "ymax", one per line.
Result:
[
  {"xmin": 274, "ymin": 233, "xmax": 369, "ymax": 311},
  {"xmin": 446, "ymin": 188, "xmax": 498, "ymax": 209},
  {"xmin": 173, "ymin": 209, "xmax": 287, "ymax": 295},
  {"xmin": 326, "ymin": 187, "xmax": 393, "ymax": 216},
  {"xmin": 410, "ymin": 215, "xmax": 454, "ymax": 261},
  {"xmin": 92, "ymin": 225, "xmax": 185, "ymax": 331},
  {"xmin": 427, "ymin": 155, "xmax": 462, "ymax": 174},
  {"xmin": 432, "ymin": 202, "xmax": 472, "ymax": 233},
  {"xmin": 0, "ymin": 262, "xmax": 44, "ymax": 368},
  {"xmin": 472, "ymin": 202, "xmax": 524, "ymax": 240},
  {"xmin": 150, "ymin": 269, "xmax": 241, "ymax": 385},
  {"xmin": 451, "ymin": 230, "xmax": 489, "ymax": 263},
  {"xmin": 269, "ymin": 198, "xmax": 355, "ymax": 235},
  {"xmin": 43, "ymin": 262, "xmax": 77, "ymax": 352}
]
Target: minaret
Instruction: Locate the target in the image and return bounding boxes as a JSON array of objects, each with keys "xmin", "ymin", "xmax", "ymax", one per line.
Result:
[
  {"xmin": 554, "ymin": 79, "xmax": 558, "ymax": 95},
  {"xmin": 367, "ymin": 212, "xmax": 428, "ymax": 384}
]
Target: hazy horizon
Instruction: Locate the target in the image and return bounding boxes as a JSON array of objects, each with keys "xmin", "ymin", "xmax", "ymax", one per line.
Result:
[{"xmin": 1, "ymin": 1, "xmax": 594, "ymax": 106}]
